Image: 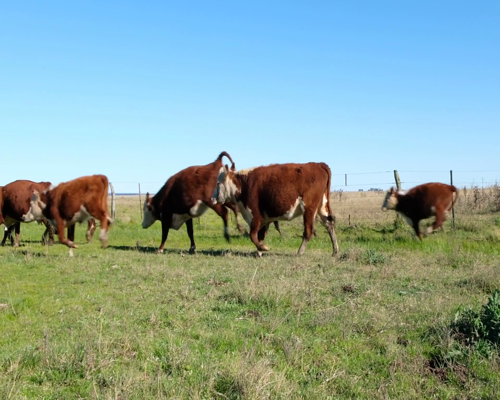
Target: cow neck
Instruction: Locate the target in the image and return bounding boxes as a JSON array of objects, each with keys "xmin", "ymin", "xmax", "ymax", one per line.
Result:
[{"xmin": 395, "ymin": 193, "xmax": 411, "ymax": 214}]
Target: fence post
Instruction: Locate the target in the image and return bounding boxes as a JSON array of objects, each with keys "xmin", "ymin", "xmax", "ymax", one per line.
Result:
[
  {"xmin": 138, "ymin": 183, "xmax": 143, "ymax": 220},
  {"xmin": 345, "ymin": 174, "xmax": 347, "ymax": 186},
  {"xmin": 393, "ymin": 170, "xmax": 403, "ymax": 228},
  {"xmin": 109, "ymin": 182, "xmax": 116, "ymax": 220},
  {"xmin": 393, "ymin": 170, "xmax": 401, "ymax": 191},
  {"xmin": 450, "ymin": 170, "xmax": 456, "ymax": 231}
]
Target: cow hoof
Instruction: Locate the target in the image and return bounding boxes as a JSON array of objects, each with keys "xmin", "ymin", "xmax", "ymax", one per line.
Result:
[
  {"xmin": 156, "ymin": 249, "xmax": 164, "ymax": 254},
  {"xmin": 257, "ymin": 251, "xmax": 263, "ymax": 258},
  {"xmin": 189, "ymin": 247, "xmax": 196, "ymax": 254},
  {"xmin": 100, "ymin": 240, "xmax": 108, "ymax": 249},
  {"xmin": 259, "ymin": 244, "xmax": 269, "ymax": 252},
  {"xmin": 68, "ymin": 241, "xmax": 78, "ymax": 249}
]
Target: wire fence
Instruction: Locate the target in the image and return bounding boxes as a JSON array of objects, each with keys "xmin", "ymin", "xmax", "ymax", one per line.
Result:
[{"xmin": 107, "ymin": 169, "xmax": 500, "ymax": 227}]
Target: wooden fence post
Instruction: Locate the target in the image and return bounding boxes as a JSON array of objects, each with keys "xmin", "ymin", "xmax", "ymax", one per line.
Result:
[
  {"xmin": 109, "ymin": 182, "xmax": 116, "ymax": 220},
  {"xmin": 450, "ymin": 170, "xmax": 456, "ymax": 231},
  {"xmin": 345, "ymin": 173, "xmax": 347, "ymax": 186},
  {"xmin": 393, "ymin": 170, "xmax": 403, "ymax": 228},
  {"xmin": 138, "ymin": 183, "xmax": 143, "ymax": 220}
]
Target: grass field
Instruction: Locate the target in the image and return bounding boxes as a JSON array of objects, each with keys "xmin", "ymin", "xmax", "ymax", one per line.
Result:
[{"xmin": 1, "ymin": 191, "xmax": 500, "ymax": 399}]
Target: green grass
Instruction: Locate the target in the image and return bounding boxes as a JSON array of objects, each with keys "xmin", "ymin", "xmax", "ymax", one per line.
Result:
[{"xmin": 1, "ymin": 207, "xmax": 500, "ymax": 399}]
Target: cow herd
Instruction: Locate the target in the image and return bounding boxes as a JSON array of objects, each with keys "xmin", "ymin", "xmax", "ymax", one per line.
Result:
[{"xmin": 0, "ymin": 151, "xmax": 459, "ymax": 257}]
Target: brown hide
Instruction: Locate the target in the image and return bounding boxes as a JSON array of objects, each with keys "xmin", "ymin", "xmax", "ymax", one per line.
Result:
[
  {"xmin": 146, "ymin": 151, "xmax": 235, "ymax": 253},
  {"xmin": 40, "ymin": 174, "xmax": 111, "ymax": 249},
  {"xmin": 0, "ymin": 180, "xmax": 54, "ymax": 246},
  {"xmin": 225, "ymin": 162, "xmax": 338, "ymax": 256},
  {"xmin": 385, "ymin": 182, "xmax": 457, "ymax": 239}
]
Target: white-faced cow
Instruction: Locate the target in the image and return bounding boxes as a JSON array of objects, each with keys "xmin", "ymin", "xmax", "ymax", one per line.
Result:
[
  {"xmin": 0, "ymin": 180, "xmax": 55, "ymax": 246},
  {"xmin": 27, "ymin": 174, "xmax": 112, "ymax": 255},
  {"xmin": 142, "ymin": 151, "xmax": 237, "ymax": 254},
  {"xmin": 381, "ymin": 182, "xmax": 458, "ymax": 239},
  {"xmin": 211, "ymin": 162, "xmax": 339, "ymax": 257}
]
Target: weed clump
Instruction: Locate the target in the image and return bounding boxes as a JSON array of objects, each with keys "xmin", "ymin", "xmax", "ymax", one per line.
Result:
[{"xmin": 451, "ymin": 289, "xmax": 500, "ymax": 355}]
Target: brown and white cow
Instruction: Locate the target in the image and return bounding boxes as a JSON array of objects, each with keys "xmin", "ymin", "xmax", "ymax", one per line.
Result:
[
  {"xmin": 381, "ymin": 182, "xmax": 458, "ymax": 239},
  {"xmin": 0, "ymin": 180, "xmax": 55, "ymax": 246},
  {"xmin": 142, "ymin": 151, "xmax": 236, "ymax": 254},
  {"xmin": 27, "ymin": 174, "xmax": 112, "ymax": 255},
  {"xmin": 211, "ymin": 162, "xmax": 339, "ymax": 257}
]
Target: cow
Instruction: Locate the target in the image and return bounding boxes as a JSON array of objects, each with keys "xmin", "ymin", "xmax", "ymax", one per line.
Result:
[
  {"xmin": 142, "ymin": 151, "xmax": 237, "ymax": 254},
  {"xmin": 211, "ymin": 162, "xmax": 339, "ymax": 257},
  {"xmin": 381, "ymin": 182, "xmax": 458, "ymax": 239},
  {"xmin": 27, "ymin": 174, "xmax": 112, "ymax": 255},
  {"xmin": 0, "ymin": 180, "xmax": 55, "ymax": 246}
]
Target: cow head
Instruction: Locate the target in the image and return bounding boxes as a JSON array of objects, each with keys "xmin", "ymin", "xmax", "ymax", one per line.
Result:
[
  {"xmin": 212, "ymin": 165, "xmax": 235, "ymax": 205},
  {"xmin": 28, "ymin": 191, "xmax": 47, "ymax": 221},
  {"xmin": 381, "ymin": 187, "xmax": 399, "ymax": 211},
  {"xmin": 142, "ymin": 192, "xmax": 158, "ymax": 228}
]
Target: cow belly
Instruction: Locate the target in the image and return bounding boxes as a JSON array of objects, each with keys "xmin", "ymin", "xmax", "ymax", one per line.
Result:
[
  {"xmin": 170, "ymin": 201, "xmax": 208, "ymax": 230},
  {"xmin": 264, "ymin": 197, "xmax": 305, "ymax": 223},
  {"xmin": 65, "ymin": 206, "xmax": 92, "ymax": 227}
]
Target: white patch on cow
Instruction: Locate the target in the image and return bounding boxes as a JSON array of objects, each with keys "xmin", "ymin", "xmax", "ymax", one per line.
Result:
[
  {"xmin": 318, "ymin": 194, "xmax": 329, "ymax": 217},
  {"xmin": 381, "ymin": 191, "xmax": 399, "ymax": 211},
  {"xmin": 170, "ymin": 214, "xmax": 191, "ymax": 230},
  {"xmin": 99, "ymin": 229, "xmax": 108, "ymax": 241},
  {"xmin": 22, "ymin": 210, "xmax": 36, "ymax": 222},
  {"xmin": 236, "ymin": 201, "xmax": 253, "ymax": 226},
  {"xmin": 430, "ymin": 206, "xmax": 436, "ymax": 215},
  {"xmin": 28, "ymin": 191, "xmax": 46, "ymax": 222},
  {"xmin": 67, "ymin": 205, "xmax": 92, "ymax": 227},
  {"xmin": 281, "ymin": 197, "xmax": 305, "ymax": 221},
  {"xmin": 170, "ymin": 201, "xmax": 209, "ymax": 230},
  {"xmin": 142, "ymin": 202, "xmax": 156, "ymax": 229}
]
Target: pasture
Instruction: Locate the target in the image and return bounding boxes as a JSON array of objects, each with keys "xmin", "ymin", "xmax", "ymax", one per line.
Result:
[{"xmin": 1, "ymin": 190, "xmax": 500, "ymax": 399}]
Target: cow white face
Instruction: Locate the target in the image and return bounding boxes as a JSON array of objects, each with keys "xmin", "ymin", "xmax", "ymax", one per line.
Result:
[
  {"xmin": 28, "ymin": 191, "xmax": 47, "ymax": 221},
  {"xmin": 381, "ymin": 188, "xmax": 399, "ymax": 211},
  {"xmin": 212, "ymin": 166, "xmax": 232, "ymax": 205},
  {"xmin": 142, "ymin": 193, "xmax": 157, "ymax": 228}
]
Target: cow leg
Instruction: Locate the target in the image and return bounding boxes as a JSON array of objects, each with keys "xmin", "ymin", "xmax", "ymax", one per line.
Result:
[
  {"xmin": 411, "ymin": 219, "xmax": 423, "ymax": 240},
  {"xmin": 41, "ymin": 221, "xmax": 55, "ymax": 246},
  {"xmin": 13, "ymin": 222, "xmax": 21, "ymax": 247},
  {"xmin": 86, "ymin": 218, "xmax": 97, "ymax": 243},
  {"xmin": 55, "ymin": 217, "xmax": 77, "ymax": 249},
  {"xmin": 249, "ymin": 218, "xmax": 269, "ymax": 256},
  {"xmin": 257, "ymin": 223, "xmax": 270, "ymax": 242},
  {"xmin": 273, "ymin": 221, "xmax": 282, "ymax": 236},
  {"xmin": 158, "ymin": 214, "xmax": 172, "ymax": 254},
  {"xmin": 319, "ymin": 213, "xmax": 339, "ymax": 256},
  {"xmin": 67, "ymin": 225, "xmax": 76, "ymax": 243},
  {"xmin": 298, "ymin": 210, "xmax": 316, "ymax": 255},
  {"xmin": 186, "ymin": 218, "xmax": 196, "ymax": 254},
  {"xmin": 1, "ymin": 225, "xmax": 15, "ymax": 246},
  {"xmin": 209, "ymin": 203, "xmax": 230, "ymax": 242},
  {"xmin": 427, "ymin": 212, "xmax": 446, "ymax": 236}
]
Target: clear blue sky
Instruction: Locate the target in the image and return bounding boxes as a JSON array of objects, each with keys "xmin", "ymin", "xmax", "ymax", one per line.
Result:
[{"xmin": 2, "ymin": 1, "xmax": 499, "ymax": 193}]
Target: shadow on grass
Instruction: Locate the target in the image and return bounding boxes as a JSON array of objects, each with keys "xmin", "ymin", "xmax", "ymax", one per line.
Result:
[{"xmin": 107, "ymin": 245, "xmax": 296, "ymax": 258}]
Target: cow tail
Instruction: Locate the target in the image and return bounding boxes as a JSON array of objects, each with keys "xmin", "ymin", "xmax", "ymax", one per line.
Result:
[
  {"xmin": 321, "ymin": 163, "xmax": 335, "ymax": 224},
  {"xmin": 100, "ymin": 175, "xmax": 112, "ymax": 223},
  {"xmin": 216, "ymin": 151, "xmax": 236, "ymax": 171}
]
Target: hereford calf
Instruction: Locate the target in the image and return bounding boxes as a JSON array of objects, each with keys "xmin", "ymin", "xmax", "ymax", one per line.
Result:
[
  {"xmin": 0, "ymin": 180, "xmax": 55, "ymax": 246},
  {"xmin": 142, "ymin": 151, "xmax": 236, "ymax": 254},
  {"xmin": 27, "ymin": 174, "xmax": 112, "ymax": 254},
  {"xmin": 381, "ymin": 182, "xmax": 458, "ymax": 239},
  {"xmin": 211, "ymin": 162, "xmax": 339, "ymax": 257}
]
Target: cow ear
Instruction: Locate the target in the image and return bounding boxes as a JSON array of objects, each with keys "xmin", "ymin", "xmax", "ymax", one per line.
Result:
[
  {"xmin": 230, "ymin": 163, "xmax": 235, "ymax": 171},
  {"xmin": 390, "ymin": 187, "xmax": 396, "ymax": 194},
  {"xmin": 225, "ymin": 164, "xmax": 229, "ymax": 172},
  {"xmin": 145, "ymin": 192, "xmax": 150, "ymax": 201}
]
